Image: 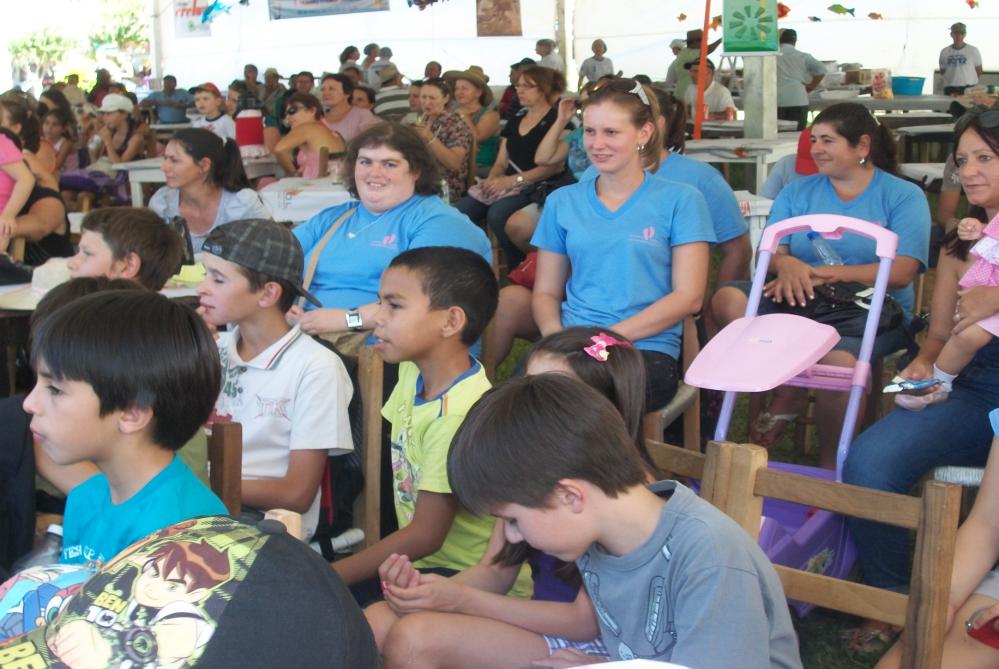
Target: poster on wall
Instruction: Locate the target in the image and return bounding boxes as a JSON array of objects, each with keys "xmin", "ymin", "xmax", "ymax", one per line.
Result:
[
  {"xmin": 269, "ymin": 0, "xmax": 389, "ymax": 20},
  {"xmin": 476, "ymin": 0, "xmax": 523, "ymax": 36},
  {"xmin": 175, "ymin": 0, "xmax": 211, "ymax": 37},
  {"xmin": 722, "ymin": 0, "xmax": 779, "ymax": 54}
]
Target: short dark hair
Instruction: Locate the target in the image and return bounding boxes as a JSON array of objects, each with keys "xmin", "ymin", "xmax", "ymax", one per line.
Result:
[
  {"xmin": 419, "ymin": 78, "xmax": 452, "ymax": 100},
  {"xmin": 32, "ymin": 277, "xmax": 145, "ymax": 334},
  {"xmin": 30, "ymin": 291, "xmax": 222, "ymax": 451},
  {"xmin": 780, "ymin": 28, "xmax": 797, "ymax": 45},
  {"xmin": 321, "ymin": 72, "xmax": 354, "ymax": 97},
  {"xmin": 284, "ymin": 91, "xmax": 323, "ymax": 119},
  {"xmin": 81, "ymin": 207, "xmax": 185, "ymax": 291},
  {"xmin": 353, "ymin": 86, "xmax": 376, "ymax": 106},
  {"xmin": 518, "ymin": 65, "xmax": 566, "ymax": 101},
  {"xmin": 388, "ymin": 246, "xmax": 497, "ymax": 346},
  {"xmin": 447, "ymin": 374, "xmax": 649, "ymax": 515},
  {"xmin": 342, "ymin": 122, "xmax": 441, "ymax": 198},
  {"xmin": 237, "ymin": 266, "xmax": 299, "ymax": 313},
  {"xmin": 163, "ymin": 75, "xmax": 177, "ymax": 83}
]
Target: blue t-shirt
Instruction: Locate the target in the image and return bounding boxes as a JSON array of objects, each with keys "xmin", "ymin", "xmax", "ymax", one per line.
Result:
[
  {"xmin": 768, "ymin": 168, "xmax": 930, "ymax": 318},
  {"xmin": 532, "ymin": 172, "xmax": 715, "ymax": 357},
  {"xmin": 563, "ymin": 126, "xmax": 590, "ymax": 179},
  {"xmin": 581, "ymin": 152, "xmax": 746, "ymax": 244},
  {"xmin": 293, "ymin": 195, "xmax": 492, "ymax": 310},
  {"xmin": 61, "ymin": 455, "xmax": 226, "ymax": 565},
  {"xmin": 145, "ymin": 90, "xmax": 193, "ymax": 124}
]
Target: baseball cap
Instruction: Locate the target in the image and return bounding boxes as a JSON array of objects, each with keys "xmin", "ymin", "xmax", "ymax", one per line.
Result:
[
  {"xmin": 201, "ymin": 219, "xmax": 321, "ymax": 307},
  {"xmin": 263, "ymin": 67, "xmax": 283, "ymax": 79},
  {"xmin": 510, "ymin": 57, "xmax": 536, "ymax": 69},
  {"xmin": 951, "ymin": 22, "xmax": 967, "ymax": 34},
  {"xmin": 189, "ymin": 82, "xmax": 222, "ymax": 96},
  {"xmin": 0, "ymin": 516, "xmax": 379, "ymax": 667},
  {"xmin": 97, "ymin": 93, "xmax": 134, "ymax": 113},
  {"xmin": 379, "ymin": 63, "xmax": 401, "ymax": 84}
]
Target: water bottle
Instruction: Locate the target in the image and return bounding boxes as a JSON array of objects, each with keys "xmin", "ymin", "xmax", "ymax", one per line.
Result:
[
  {"xmin": 12, "ymin": 524, "xmax": 63, "ymax": 571},
  {"xmin": 808, "ymin": 231, "xmax": 844, "ymax": 266},
  {"xmin": 439, "ymin": 177, "xmax": 450, "ymax": 203}
]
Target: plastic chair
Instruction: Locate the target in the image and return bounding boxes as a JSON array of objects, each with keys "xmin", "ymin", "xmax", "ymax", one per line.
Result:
[{"xmin": 687, "ymin": 214, "xmax": 899, "ymax": 478}]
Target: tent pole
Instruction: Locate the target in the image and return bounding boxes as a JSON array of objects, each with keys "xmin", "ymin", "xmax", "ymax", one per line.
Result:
[{"xmin": 693, "ymin": 0, "xmax": 711, "ymax": 139}]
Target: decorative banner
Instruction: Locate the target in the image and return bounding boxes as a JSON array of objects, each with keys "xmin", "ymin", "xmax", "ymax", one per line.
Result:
[
  {"xmin": 269, "ymin": 0, "xmax": 389, "ymax": 20},
  {"xmin": 476, "ymin": 0, "xmax": 523, "ymax": 36},
  {"xmin": 175, "ymin": 0, "xmax": 212, "ymax": 37},
  {"xmin": 722, "ymin": 0, "xmax": 779, "ymax": 54}
]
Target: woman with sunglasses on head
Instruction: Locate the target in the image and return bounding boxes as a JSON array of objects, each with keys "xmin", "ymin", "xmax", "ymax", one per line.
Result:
[
  {"xmin": 711, "ymin": 102, "xmax": 930, "ymax": 465},
  {"xmin": 843, "ymin": 110, "xmax": 999, "ymax": 662},
  {"xmin": 530, "ymin": 78, "xmax": 713, "ymax": 411},
  {"xmin": 454, "ymin": 66, "xmax": 569, "ymax": 268},
  {"xmin": 273, "ymin": 92, "xmax": 346, "ymax": 178}
]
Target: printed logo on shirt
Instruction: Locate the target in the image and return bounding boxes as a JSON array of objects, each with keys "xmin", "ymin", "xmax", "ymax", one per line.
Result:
[
  {"xmin": 947, "ymin": 54, "xmax": 969, "ymax": 66},
  {"xmin": 255, "ymin": 396, "xmax": 291, "ymax": 420},
  {"xmin": 371, "ymin": 234, "xmax": 398, "ymax": 250},
  {"xmin": 628, "ymin": 226, "xmax": 663, "ymax": 246}
]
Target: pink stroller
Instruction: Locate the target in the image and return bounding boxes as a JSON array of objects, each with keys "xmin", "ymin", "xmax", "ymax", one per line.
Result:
[{"xmin": 686, "ymin": 214, "xmax": 898, "ymax": 615}]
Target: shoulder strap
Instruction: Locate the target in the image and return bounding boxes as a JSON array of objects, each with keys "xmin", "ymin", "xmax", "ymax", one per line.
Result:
[{"xmin": 298, "ymin": 206, "xmax": 357, "ymax": 307}]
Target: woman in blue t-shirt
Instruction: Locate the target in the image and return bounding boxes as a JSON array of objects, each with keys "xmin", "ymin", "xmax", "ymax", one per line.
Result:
[
  {"xmin": 710, "ymin": 102, "xmax": 930, "ymax": 467},
  {"xmin": 530, "ymin": 79, "xmax": 714, "ymax": 410}
]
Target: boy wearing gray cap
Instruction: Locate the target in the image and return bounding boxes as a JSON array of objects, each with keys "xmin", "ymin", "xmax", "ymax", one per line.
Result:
[{"xmin": 198, "ymin": 218, "xmax": 353, "ymax": 540}]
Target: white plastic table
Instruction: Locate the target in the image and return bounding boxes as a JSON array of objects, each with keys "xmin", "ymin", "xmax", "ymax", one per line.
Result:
[
  {"xmin": 899, "ymin": 163, "xmax": 945, "ymax": 189},
  {"xmin": 685, "ymin": 134, "xmax": 799, "ymax": 194},
  {"xmin": 259, "ymin": 176, "xmax": 354, "ymax": 223},
  {"xmin": 692, "ymin": 119, "xmax": 799, "ymax": 138},
  {"xmin": 112, "ymin": 155, "xmax": 280, "ymax": 206},
  {"xmin": 809, "ymin": 94, "xmax": 955, "ymax": 113}
]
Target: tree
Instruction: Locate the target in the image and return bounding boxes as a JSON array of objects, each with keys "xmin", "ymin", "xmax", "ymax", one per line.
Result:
[
  {"xmin": 88, "ymin": 0, "xmax": 149, "ymax": 54},
  {"xmin": 9, "ymin": 28, "xmax": 77, "ymax": 81}
]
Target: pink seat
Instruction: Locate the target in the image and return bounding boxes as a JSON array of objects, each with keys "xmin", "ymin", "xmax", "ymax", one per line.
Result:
[{"xmin": 686, "ymin": 314, "xmax": 840, "ymax": 393}]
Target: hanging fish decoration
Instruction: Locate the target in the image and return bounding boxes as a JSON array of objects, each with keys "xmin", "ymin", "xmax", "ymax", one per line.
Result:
[
  {"xmin": 967, "ymin": 0, "xmax": 979, "ymax": 7},
  {"xmin": 678, "ymin": 12, "xmax": 688, "ymax": 21},
  {"xmin": 201, "ymin": 0, "xmax": 232, "ymax": 23},
  {"xmin": 807, "ymin": 15, "xmax": 822, "ymax": 21},
  {"xmin": 710, "ymin": 14, "xmax": 723, "ymax": 30},
  {"xmin": 777, "ymin": 3, "xmax": 791, "ymax": 18},
  {"xmin": 868, "ymin": 12, "xmax": 883, "ymax": 19},
  {"xmin": 827, "ymin": 4, "xmax": 855, "ymax": 15}
]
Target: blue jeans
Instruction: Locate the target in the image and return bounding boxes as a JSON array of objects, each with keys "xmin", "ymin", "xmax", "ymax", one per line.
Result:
[
  {"xmin": 454, "ymin": 191, "xmax": 535, "ymax": 269},
  {"xmin": 843, "ymin": 339, "xmax": 999, "ymax": 590}
]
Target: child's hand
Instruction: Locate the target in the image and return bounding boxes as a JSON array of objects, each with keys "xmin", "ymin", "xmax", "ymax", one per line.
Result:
[
  {"xmin": 378, "ymin": 553, "xmax": 421, "ymax": 590},
  {"xmin": 298, "ymin": 307, "xmax": 342, "ymax": 336},
  {"xmin": 286, "ymin": 304, "xmax": 304, "ymax": 325},
  {"xmin": 195, "ymin": 305, "xmax": 220, "ymax": 340},
  {"xmin": 897, "ymin": 356, "xmax": 934, "ymax": 382},
  {"xmin": 958, "ymin": 217, "xmax": 986, "ymax": 241},
  {"xmin": 383, "ymin": 573, "xmax": 465, "ymax": 614},
  {"xmin": 532, "ymin": 648, "xmax": 608, "ymax": 667}
]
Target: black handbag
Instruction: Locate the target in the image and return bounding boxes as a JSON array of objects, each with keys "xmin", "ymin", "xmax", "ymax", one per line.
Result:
[{"xmin": 758, "ymin": 280, "xmax": 904, "ymax": 338}]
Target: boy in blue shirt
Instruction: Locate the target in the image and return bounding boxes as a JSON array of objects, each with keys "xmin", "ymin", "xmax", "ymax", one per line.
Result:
[{"xmin": 24, "ymin": 290, "xmax": 226, "ymax": 565}]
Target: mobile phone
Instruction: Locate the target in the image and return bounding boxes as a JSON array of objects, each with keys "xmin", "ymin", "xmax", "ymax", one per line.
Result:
[
  {"xmin": 882, "ymin": 378, "xmax": 942, "ymax": 394},
  {"xmin": 967, "ymin": 612, "xmax": 999, "ymax": 649}
]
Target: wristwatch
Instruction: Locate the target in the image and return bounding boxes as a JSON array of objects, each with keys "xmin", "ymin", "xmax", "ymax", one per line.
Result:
[
  {"xmin": 345, "ymin": 309, "xmax": 364, "ymax": 331},
  {"xmin": 515, "ymin": 175, "xmax": 525, "ymax": 185}
]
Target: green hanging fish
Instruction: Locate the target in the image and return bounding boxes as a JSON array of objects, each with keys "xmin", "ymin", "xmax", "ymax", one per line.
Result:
[{"xmin": 827, "ymin": 4, "xmax": 855, "ymax": 15}]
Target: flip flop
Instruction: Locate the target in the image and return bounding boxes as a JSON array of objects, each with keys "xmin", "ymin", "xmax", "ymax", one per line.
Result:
[
  {"xmin": 750, "ymin": 412, "xmax": 799, "ymax": 447},
  {"xmin": 842, "ymin": 622, "xmax": 900, "ymax": 654}
]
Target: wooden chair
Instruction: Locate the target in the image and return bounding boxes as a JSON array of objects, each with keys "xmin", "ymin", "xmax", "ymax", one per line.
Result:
[
  {"xmin": 317, "ymin": 146, "xmax": 330, "ymax": 178},
  {"xmin": 643, "ymin": 316, "xmax": 701, "ymax": 452},
  {"xmin": 479, "ymin": 231, "xmax": 504, "ymax": 382},
  {"xmin": 713, "ymin": 440, "xmax": 961, "ymax": 669},
  {"xmin": 354, "ymin": 346, "xmax": 384, "ymax": 548},
  {"xmin": 207, "ymin": 422, "xmax": 243, "ymax": 516}
]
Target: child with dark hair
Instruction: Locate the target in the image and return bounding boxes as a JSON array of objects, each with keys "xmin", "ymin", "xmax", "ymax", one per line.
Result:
[
  {"xmin": 25, "ymin": 290, "xmax": 226, "ymax": 565},
  {"xmin": 68, "ymin": 207, "xmax": 185, "ymax": 291},
  {"xmin": 332, "ymin": 246, "xmax": 531, "ymax": 602},
  {"xmin": 367, "ymin": 327, "xmax": 652, "ymax": 667},
  {"xmin": 446, "ymin": 374, "xmax": 803, "ymax": 669},
  {"xmin": 197, "ymin": 218, "xmax": 353, "ymax": 540}
]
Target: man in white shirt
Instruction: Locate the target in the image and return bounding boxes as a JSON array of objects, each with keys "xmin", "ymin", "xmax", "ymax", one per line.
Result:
[
  {"xmin": 777, "ymin": 29, "xmax": 826, "ymax": 131},
  {"xmin": 535, "ymin": 39, "xmax": 565, "ymax": 72},
  {"xmin": 683, "ymin": 58, "xmax": 736, "ymax": 121},
  {"xmin": 940, "ymin": 22, "xmax": 983, "ymax": 95}
]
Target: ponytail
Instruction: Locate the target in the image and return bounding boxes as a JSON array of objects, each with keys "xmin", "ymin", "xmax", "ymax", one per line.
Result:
[
  {"xmin": 219, "ymin": 138, "xmax": 250, "ymax": 191},
  {"xmin": 650, "ymin": 87, "xmax": 686, "ymax": 154},
  {"xmin": 813, "ymin": 102, "xmax": 898, "ymax": 175},
  {"xmin": 171, "ymin": 128, "xmax": 249, "ymax": 192}
]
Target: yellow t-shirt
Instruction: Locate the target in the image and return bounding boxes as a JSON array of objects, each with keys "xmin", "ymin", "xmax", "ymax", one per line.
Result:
[{"xmin": 382, "ymin": 360, "xmax": 532, "ymax": 598}]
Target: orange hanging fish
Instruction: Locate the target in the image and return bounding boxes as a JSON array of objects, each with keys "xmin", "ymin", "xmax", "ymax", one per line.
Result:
[
  {"xmin": 677, "ymin": 12, "xmax": 687, "ymax": 21},
  {"xmin": 868, "ymin": 12, "xmax": 883, "ymax": 19},
  {"xmin": 710, "ymin": 14, "xmax": 723, "ymax": 30},
  {"xmin": 777, "ymin": 2, "xmax": 791, "ymax": 18},
  {"xmin": 967, "ymin": 0, "xmax": 979, "ymax": 7}
]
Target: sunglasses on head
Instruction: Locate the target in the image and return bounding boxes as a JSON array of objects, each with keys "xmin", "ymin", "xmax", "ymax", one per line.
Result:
[
  {"xmin": 956, "ymin": 109, "xmax": 999, "ymax": 135},
  {"xmin": 590, "ymin": 78, "xmax": 651, "ymax": 107}
]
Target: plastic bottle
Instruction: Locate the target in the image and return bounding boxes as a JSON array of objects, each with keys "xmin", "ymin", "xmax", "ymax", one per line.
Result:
[
  {"xmin": 808, "ymin": 231, "xmax": 844, "ymax": 266},
  {"xmin": 439, "ymin": 177, "xmax": 450, "ymax": 203},
  {"xmin": 12, "ymin": 524, "xmax": 63, "ymax": 571}
]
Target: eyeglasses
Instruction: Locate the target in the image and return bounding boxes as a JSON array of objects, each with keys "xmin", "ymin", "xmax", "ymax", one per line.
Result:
[
  {"xmin": 589, "ymin": 78, "xmax": 651, "ymax": 107},
  {"xmin": 285, "ymin": 106, "xmax": 303, "ymax": 115}
]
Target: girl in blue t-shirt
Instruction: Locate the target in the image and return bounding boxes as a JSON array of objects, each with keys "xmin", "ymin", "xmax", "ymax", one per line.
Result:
[{"xmin": 710, "ymin": 102, "xmax": 930, "ymax": 467}]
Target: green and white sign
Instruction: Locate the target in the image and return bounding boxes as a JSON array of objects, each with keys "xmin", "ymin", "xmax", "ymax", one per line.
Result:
[{"xmin": 723, "ymin": 0, "xmax": 779, "ymax": 54}]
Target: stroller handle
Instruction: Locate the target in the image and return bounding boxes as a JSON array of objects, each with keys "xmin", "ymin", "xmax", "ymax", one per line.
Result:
[{"xmin": 759, "ymin": 214, "xmax": 899, "ymax": 260}]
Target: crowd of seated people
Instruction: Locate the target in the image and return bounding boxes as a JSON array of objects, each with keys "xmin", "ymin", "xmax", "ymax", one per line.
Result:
[{"xmin": 1, "ymin": 36, "xmax": 996, "ymax": 669}]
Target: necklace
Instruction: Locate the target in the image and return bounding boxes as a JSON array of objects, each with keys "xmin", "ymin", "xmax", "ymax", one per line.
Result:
[{"xmin": 345, "ymin": 210, "xmax": 382, "ymax": 239}]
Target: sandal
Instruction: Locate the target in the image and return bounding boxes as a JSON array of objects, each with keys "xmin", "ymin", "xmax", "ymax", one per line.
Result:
[{"xmin": 842, "ymin": 621, "xmax": 901, "ymax": 654}]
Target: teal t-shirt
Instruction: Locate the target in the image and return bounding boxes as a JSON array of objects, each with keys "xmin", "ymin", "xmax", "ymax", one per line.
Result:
[{"xmin": 60, "ymin": 455, "xmax": 226, "ymax": 565}]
